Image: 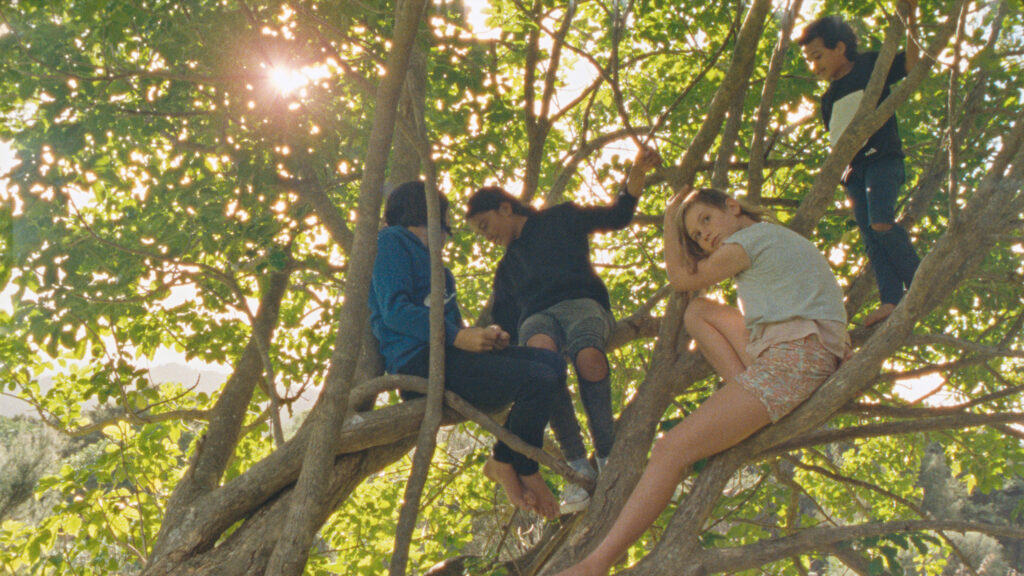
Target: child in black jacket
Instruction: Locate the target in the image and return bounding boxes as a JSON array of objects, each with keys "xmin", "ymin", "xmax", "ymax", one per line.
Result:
[{"xmin": 467, "ymin": 148, "xmax": 660, "ymax": 513}]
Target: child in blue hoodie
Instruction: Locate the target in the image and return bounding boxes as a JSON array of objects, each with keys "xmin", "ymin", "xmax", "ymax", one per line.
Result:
[{"xmin": 369, "ymin": 180, "xmax": 568, "ymax": 518}]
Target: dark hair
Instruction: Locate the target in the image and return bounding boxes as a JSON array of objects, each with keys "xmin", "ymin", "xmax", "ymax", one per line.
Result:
[
  {"xmin": 384, "ymin": 180, "xmax": 451, "ymax": 234},
  {"xmin": 466, "ymin": 187, "xmax": 536, "ymax": 218},
  {"xmin": 797, "ymin": 15, "xmax": 858, "ymax": 59},
  {"xmin": 677, "ymin": 188, "xmax": 773, "ymax": 271}
]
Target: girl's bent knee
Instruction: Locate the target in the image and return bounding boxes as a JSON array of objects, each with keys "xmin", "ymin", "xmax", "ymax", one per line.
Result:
[{"xmin": 683, "ymin": 297, "xmax": 713, "ymax": 330}]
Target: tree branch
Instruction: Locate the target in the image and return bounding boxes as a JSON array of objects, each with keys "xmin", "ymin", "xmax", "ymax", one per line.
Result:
[
  {"xmin": 696, "ymin": 519, "xmax": 1024, "ymax": 574},
  {"xmin": 265, "ymin": 0, "xmax": 429, "ymax": 572},
  {"xmin": 667, "ymin": 0, "xmax": 771, "ymax": 189},
  {"xmin": 747, "ymin": 0, "xmax": 802, "ymax": 202}
]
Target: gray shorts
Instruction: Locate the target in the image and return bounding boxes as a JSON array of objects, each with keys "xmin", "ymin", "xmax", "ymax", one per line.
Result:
[{"xmin": 518, "ymin": 298, "xmax": 616, "ymax": 358}]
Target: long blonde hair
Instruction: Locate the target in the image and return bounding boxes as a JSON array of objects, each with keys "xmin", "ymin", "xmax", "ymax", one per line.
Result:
[{"xmin": 676, "ymin": 188, "xmax": 775, "ymax": 271}]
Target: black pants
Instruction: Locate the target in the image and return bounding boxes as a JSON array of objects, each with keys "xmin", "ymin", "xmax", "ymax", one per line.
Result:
[{"xmin": 397, "ymin": 345, "xmax": 567, "ymax": 475}]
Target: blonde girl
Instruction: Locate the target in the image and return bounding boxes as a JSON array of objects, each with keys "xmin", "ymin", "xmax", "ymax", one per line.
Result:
[{"xmin": 556, "ymin": 186, "xmax": 848, "ymax": 576}]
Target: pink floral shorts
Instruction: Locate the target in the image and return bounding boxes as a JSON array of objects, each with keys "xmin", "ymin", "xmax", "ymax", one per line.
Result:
[{"xmin": 735, "ymin": 335, "xmax": 840, "ymax": 422}]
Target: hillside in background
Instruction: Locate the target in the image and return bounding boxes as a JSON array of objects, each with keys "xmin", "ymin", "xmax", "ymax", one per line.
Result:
[{"xmin": 0, "ymin": 364, "xmax": 228, "ymax": 418}]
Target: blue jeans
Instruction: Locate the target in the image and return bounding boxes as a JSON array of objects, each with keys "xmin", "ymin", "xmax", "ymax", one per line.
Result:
[
  {"xmin": 397, "ymin": 345, "xmax": 567, "ymax": 476},
  {"xmin": 844, "ymin": 157, "xmax": 920, "ymax": 305}
]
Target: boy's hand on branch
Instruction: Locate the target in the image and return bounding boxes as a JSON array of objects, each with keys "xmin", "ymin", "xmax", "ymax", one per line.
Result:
[{"xmin": 626, "ymin": 147, "xmax": 663, "ymax": 198}]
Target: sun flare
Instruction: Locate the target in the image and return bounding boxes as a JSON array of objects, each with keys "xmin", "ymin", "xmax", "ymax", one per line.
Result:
[{"xmin": 268, "ymin": 66, "xmax": 309, "ymax": 96}]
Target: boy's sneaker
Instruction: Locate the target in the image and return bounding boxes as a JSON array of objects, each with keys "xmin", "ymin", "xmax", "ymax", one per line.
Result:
[{"xmin": 559, "ymin": 482, "xmax": 591, "ymax": 515}]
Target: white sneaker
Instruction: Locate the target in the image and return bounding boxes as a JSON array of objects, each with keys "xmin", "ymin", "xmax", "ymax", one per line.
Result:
[{"xmin": 559, "ymin": 482, "xmax": 591, "ymax": 514}]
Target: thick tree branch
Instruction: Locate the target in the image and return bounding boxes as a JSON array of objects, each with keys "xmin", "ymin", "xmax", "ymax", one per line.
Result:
[
  {"xmin": 389, "ymin": 63, "xmax": 449, "ymax": 575},
  {"xmin": 265, "ymin": 0, "xmax": 429, "ymax": 572},
  {"xmin": 151, "ymin": 266, "xmax": 290, "ymax": 563},
  {"xmin": 697, "ymin": 519, "xmax": 1024, "ymax": 574},
  {"xmin": 747, "ymin": 0, "xmax": 802, "ymax": 202},
  {"xmin": 710, "ymin": 79, "xmax": 749, "ymax": 190},
  {"xmin": 666, "ymin": 0, "xmax": 771, "ymax": 190}
]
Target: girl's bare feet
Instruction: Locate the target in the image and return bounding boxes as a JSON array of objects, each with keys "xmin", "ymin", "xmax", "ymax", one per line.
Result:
[
  {"xmin": 519, "ymin": 471, "xmax": 560, "ymax": 519},
  {"xmin": 863, "ymin": 302, "xmax": 896, "ymax": 327},
  {"xmin": 483, "ymin": 457, "xmax": 533, "ymax": 512}
]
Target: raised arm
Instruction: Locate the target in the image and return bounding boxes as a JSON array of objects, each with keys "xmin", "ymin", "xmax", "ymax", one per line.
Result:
[
  {"xmin": 624, "ymin": 147, "xmax": 662, "ymax": 199},
  {"xmin": 575, "ymin": 147, "xmax": 662, "ymax": 233},
  {"xmin": 662, "ymin": 189, "xmax": 751, "ymax": 292}
]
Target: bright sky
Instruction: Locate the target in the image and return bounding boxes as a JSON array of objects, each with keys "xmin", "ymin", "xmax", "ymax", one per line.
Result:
[{"xmin": 1, "ymin": 140, "xmax": 17, "ymax": 316}]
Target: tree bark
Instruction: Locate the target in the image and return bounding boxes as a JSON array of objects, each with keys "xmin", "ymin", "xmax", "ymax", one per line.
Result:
[
  {"xmin": 746, "ymin": 0, "xmax": 802, "ymax": 202},
  {"xmin": 263, "ymin": 0, "xmax": 429, "ymax": 572},
  {"xmin": 150, "ymin": 268, "xmax": 291, "ymax": 565},
  {"xmin": 160, "ymin": 440, "xmax": 415, "ymax": 576}
]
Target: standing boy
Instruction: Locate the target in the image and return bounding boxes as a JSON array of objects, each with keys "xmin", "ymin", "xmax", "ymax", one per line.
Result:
[{"xmin": 798, "ymin": 5, "xmax": 921, "ymax": 326}]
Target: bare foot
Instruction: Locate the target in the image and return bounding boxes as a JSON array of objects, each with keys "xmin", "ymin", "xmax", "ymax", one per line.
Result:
[
  {"xmin": 483, "ymin": 458, "xmax": 533, "ymax": 512},
  {"xmin": 863, "ymin": 302, "xmax": 896, "ymax": 327},
  {"xmin": 519, "ymin": 472, "xmax": 560, "ymax": 519}
]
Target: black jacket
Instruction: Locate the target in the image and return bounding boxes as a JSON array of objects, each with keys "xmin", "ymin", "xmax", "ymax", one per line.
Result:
[
  {"xmin": 820, "ymin": 51, "xmax": 908, "ymax": 170},
  {"xmin": 491, "ymin": 189, "xmax": 637, "ymax": 342}
]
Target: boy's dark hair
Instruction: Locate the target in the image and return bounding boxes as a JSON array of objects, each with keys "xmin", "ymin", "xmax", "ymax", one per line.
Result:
[
  {"xmin": 466, "ymin": 187, "xmax": 537, "ymax": 218},
  {"xmin": 384, "ymin": 180, "xmax": 451, "ymax": 233},
  {"xmin": 797, "ymin": 15, "xmax": 858, "ymax": 59}
]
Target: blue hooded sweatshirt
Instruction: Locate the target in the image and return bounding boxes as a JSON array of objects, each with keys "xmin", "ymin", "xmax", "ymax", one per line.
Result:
[{"xmin": 369, "ymin": 226, "xmax": 462, "ymax": 373}]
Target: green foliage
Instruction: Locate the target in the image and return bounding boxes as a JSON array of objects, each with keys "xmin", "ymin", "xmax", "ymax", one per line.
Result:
[
  {"xmin": 0, "ymin": 401, "xmax": 198, "ymax": 574},
  {"xmin": 0, "ymin": 0, "xmax": 1021, "ymax": 574},
  {"xmin": 312, "ymin": 430, "xmax": 508, "ymax": 574}
]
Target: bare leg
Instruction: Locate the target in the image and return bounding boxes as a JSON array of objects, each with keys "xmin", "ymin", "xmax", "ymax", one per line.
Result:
[
  {"xmin": 520, "ymin": 471, "xmax": 560, "ymax": 519},
  {"xmin": 863, "ymin": 302, "xmax": 896, "ymax": 327},
  {"xmin": 483, "ymin": 457, "xmax": 535, "ymax": 513},
  {"xmin": 683, "ymin": 297, "xmax": 752, "ymax": 382},
  {"xmin": 554, "ymin": 382, "xmax": 771, "ymax": 576}
]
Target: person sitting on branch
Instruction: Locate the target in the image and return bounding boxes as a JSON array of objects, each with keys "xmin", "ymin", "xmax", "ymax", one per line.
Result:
[
  {"xmin": 466, "ymin": 148, "xmax": 661, "ymax": 514},
  {"xmin": 555, "ymin": 186, "xmax": 849, "ymax": 575},
  {"xmin": 369, "ymin": 180, "xmax": 570, "ymax": 518}
]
